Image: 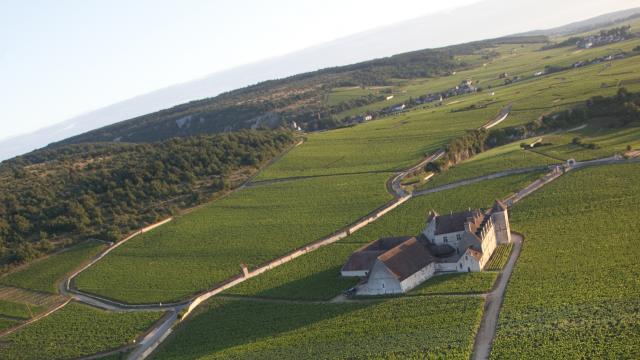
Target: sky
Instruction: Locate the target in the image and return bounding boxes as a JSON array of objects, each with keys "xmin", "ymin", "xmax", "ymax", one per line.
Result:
[{"xmin": 1, "ymin": 0, "xmax": 639, "ymax": 141}]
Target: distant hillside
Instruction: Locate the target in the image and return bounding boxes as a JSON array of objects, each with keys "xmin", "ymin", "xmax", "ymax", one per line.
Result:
[
  {"xmin": 518, "ymin": 6, "xmax": 640, "ymax": 36},
  {"xmin": 51, "ymin": 36, "xmax": 544, "ymax": 148}
]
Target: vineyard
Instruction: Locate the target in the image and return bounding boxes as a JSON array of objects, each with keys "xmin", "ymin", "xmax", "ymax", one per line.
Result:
[
  {"xmin": 1, "ymin": 302, "xmax": 163, "ymax": 360},
  {"xmin": 484, "ymin": 243, "xmax": 514, "ymax": 271},
  {"xmin": 154, "ymin": 297, "xmax": 482, "ymax": 360},
  {"xmin": 410, "ymin": 272, "xmax": 497, "ymax": 295},
  {"xmin": 491, "ymin": 164, "xmax": 640, "ymax": 359},
  {"xmin": 0, "ymin": 240, "xmax": 105, "ymax": 294},
  {"xmin": 75, "ymin": 173, "xmax": 392, "ymax": 303}
]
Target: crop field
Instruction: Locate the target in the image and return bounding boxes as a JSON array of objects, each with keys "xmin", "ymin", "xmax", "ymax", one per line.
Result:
[
  {"xmin": 525, "ymin": 126, "xmax": 640, "ymax": 161},
  {"xmin": 491, "ymin": 164, "xmax": 640, "ymax": 359},
  {"xmin": 225, "ymin": 242, "xmax": 360, "ymax": 301},
  {"xmin": 0, "ymin": 299, "xmax": 44, "ymax": 320},
  {"xmin": 154, "ymin": 296, "xmax": 482, "ymax": 360},
  {"xmin": 256, "ymin": 103, "xmax": 498, "ymax": 180},
  {"xmin": 420, "ymin": 140, "xmax": 557, "ymax": 190},
  {"xmin": 0, "ymin": 318, "xmax": 18, "ymax": 331},
  {"xmin": 76, "ymin": 173, "xmax": 392, "ymax": 303},
  {"xmin": 325, "ymin": 86, "xmax": 380, "ymax": 106},
  {"xmin": 223, "ymin": 172, "xmax": 539, "ymax": 301},
  {"xmin": 0, "ymin": 240, "xmax": 105, "ymax": 294},
  {"xmin": 1, "ymin": 302, "xmax": 163, "ymax": 360},
  {"xmin": 410, "ymin": 272, "xmax": 497, "ymax": 295},
  {"xmin": 484, "ymin": 243, "xmax": 513, "ymax": 271}
]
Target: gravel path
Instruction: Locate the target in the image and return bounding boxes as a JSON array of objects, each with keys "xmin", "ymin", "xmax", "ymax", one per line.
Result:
[{"xmin": 471, "ymin": 232, "xmax": 523, "ymax": 360}]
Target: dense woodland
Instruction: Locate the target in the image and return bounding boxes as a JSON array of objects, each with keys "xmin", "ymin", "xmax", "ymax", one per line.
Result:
[
  {"xmin": 53, "ymin": 36, "xmax": 545, "ymax": 146},
  {"xmin": 428, "ymin": 88, "xmax": 640, "ymax": 172},
  {"xmin": 0, "ymin": 130, "xmax": 294, "ymax": 268}
]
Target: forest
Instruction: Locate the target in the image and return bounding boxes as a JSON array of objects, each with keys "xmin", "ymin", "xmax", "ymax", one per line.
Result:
[{"xmin": 0, "ymin": 129, "xmax": 294, "ymax": 269}]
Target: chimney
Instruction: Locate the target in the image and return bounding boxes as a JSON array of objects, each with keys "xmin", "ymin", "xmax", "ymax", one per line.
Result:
[{"xmin": 240, "ymin": 264, "xmax": 250, "ymax": 278}]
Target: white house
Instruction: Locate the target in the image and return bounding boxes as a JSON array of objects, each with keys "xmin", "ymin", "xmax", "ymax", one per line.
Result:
[{"xmin": 341, "ymin": 200, "xmax": 512, "ymax": 296}]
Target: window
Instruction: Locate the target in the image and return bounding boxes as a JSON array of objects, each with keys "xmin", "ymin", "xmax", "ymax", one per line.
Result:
[
  {"xmin": 456, "ymin": 234, "xmax": 462, "ymax": 241},
  {"xmin": 443, "ymin": 236, "xmax": 448, "ymax": 243},
  {"xmin": 459, "ymin": 263, "xmax": 463, "ymax": 269}
]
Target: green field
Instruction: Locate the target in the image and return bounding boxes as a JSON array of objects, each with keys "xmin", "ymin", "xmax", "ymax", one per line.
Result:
[
  {"xmin": 0, "ymin": 318, "xmax": 19, "ymax": 331},
  {"xmin": 411, "ymin": 272, "xmax": 497, "ymax": 295},
  {"xmin": 484, "ymin": 243, "xmax": 513, "ymax": 271},
  {"xmin": 225, "ymin": 172, "xmax": 539, "ymax": 301},
  {"xmin": 0, "ymin": 240, "xmax": 105, "ymax": 294},
  {"xmin": 76, "ymin": 173, "xmax": 392, "ymax": 303},
  {"xmin": 226, "ymin": 242, "xmax": 360, "ymax": 301},
  {"xmin": 525, "ymin": 126, "xmax": 640, "ymax": 161},
  {"xmin": 420, "ymin": 140, "xmax": 558, "ymax": 190},
  {"xmin": 0, "ymin": 299, "xmax": 44, "ymax": 320},
  {"xmin": 491, "ymin": 164, "xmax": 640, "ymax": 359},
  {"xmin": 1, "ymin": 302, "xmax": 162, "ymax": 360},
  {"xmin": 154, "ymin": 297, "xmax": 482, "ymax": 360}
]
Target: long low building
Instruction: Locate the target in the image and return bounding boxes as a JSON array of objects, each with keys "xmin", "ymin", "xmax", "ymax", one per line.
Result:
[{"xmin": 341, "ymin": 200, "xmax": 512, "ymax": 296}]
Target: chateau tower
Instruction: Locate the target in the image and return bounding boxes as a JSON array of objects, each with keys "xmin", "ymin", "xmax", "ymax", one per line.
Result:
[{"xmin": 490, "ymin": 200, "xmax": 512, "ymax": 244}]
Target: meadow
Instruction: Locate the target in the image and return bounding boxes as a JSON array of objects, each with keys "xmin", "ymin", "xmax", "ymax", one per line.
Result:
[
  {"xmin": 1, "ymin": 302, "xmax": 163, "ymax": 360},
  {"xmin": 76, "ymin": 173, "xmax": 392, "ymax": 303},
  {"xmin": 225, "ymin": 172, "xmax": 539, "ymax": 301},
  {"xmin": 154, "ymin": 296, "xmax": 483, "ymax": 360},
  {"xmin": 0, "ymin": 240, "xmax": 105, "ymax": 294},
  {"xmin": 491, "ymin": 163, "xmax": 640, "ymax": 359}
]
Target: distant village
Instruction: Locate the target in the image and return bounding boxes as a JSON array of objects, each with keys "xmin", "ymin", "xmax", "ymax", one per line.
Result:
[{"xmin": 576, "ymin": 26, "xmax": 634, "ymax": 49}]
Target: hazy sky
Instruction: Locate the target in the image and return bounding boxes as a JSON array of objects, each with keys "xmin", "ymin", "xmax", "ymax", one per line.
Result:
[{"xmin": 1, "ymin": 0, "xmax": 638, "ymax": 140}]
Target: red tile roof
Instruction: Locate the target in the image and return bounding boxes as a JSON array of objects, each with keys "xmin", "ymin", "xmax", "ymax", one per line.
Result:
[{"xmin": 377, "ymin": 238, "xmax": 436, "ymax": 281}]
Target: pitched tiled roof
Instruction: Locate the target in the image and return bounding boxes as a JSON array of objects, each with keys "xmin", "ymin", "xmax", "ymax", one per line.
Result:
[
  {"xmin": 435, "ymin": 210, "xmax": 483, "ymax": 235},
  {"xmin": 377, "ymin": 238, "xmax": 436, "ymax": 281},
  {"xmin": 342, "ymin": 237, "xmax": 410, "ymax": 272}
]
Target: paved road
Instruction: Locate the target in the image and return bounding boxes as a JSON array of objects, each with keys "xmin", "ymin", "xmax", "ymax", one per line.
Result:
[{"xmin": 472, "ymin": 233, "xmax": 523, "ymax": 360}]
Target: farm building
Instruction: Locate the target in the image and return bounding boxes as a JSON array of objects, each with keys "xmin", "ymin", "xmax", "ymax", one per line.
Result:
[{"xmin": 342, "ymin": 200, "xmax": 512, "ymax": 295}]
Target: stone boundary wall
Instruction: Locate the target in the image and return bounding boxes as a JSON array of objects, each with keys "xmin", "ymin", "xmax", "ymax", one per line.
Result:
[{"xmin": 181, "ymin": 194, "xmax": 412, "ymax": 319}]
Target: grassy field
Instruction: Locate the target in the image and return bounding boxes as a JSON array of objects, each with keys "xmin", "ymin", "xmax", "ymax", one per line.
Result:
[
  {"xmin": 1, "ymin": 302, "xmax": 163, "ymax": 360},
  {"xmin": 76, "ymin": 173, "xmax": 392, "ymax": 303},
  {"xmin": 154, "ymin": 296, "xmax": 483, "ymax": 360},
  {"xmin": 491, "ymin": 163, "xmax": 640, "ymax": 359},
  {"xmin": 420, "ymin": 140, "xmax": 558, "ymax": 190},
  {"xmin": 484, "ymin": 243, "xmax": 513, "ymax": 271},
  {"xmin": 0, "ymin": 240, "xmax": 105, "ymax": 294},
  {"xmin": 0, "ymin": 299, "xmax": 44, "ymax": 320},
  {"xmin": 224, "ymin": 172, "xmax": 539, "ymax": 301}
]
